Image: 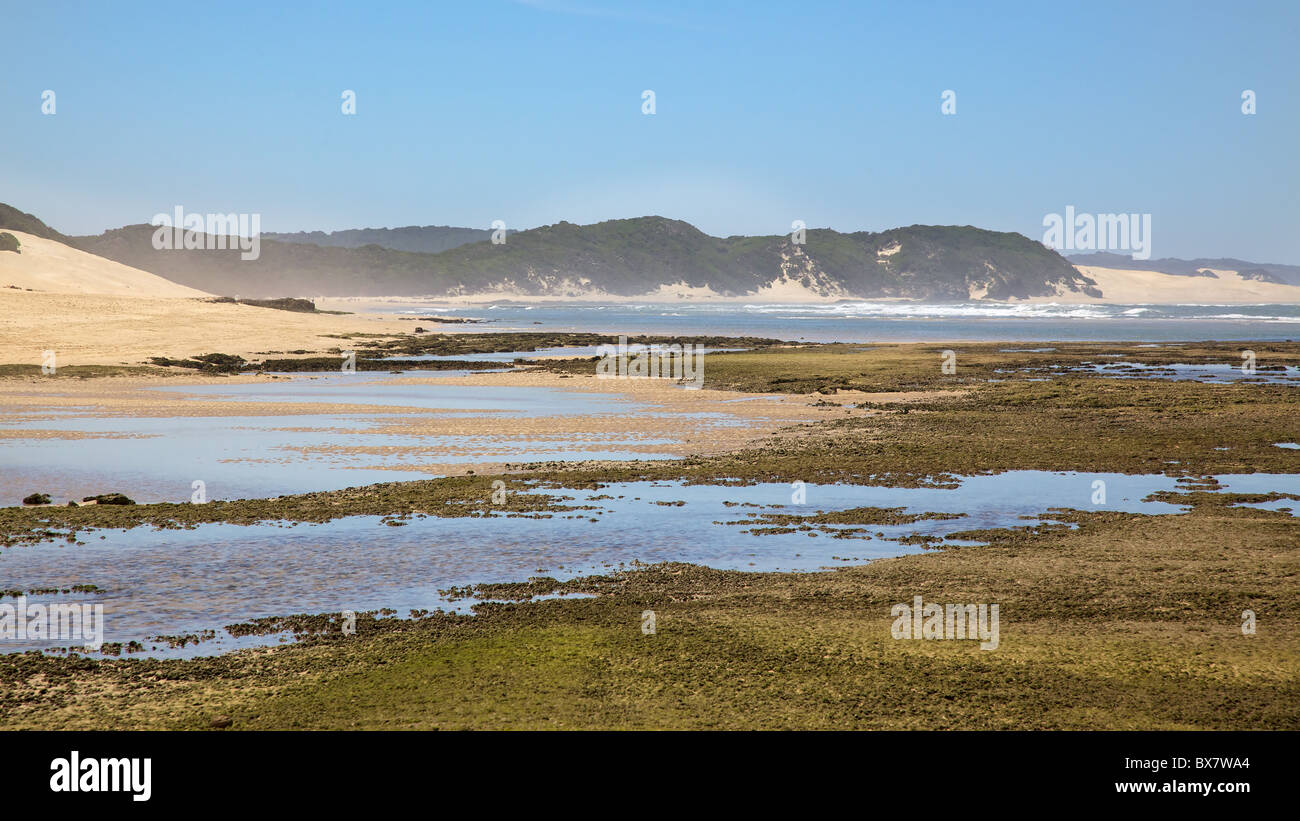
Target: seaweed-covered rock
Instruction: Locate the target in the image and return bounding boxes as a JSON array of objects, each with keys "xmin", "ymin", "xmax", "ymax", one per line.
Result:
[
  {"xmin": 21, "ymin": 492, "xmax": 50, "ymax": 505},
  {"xmin": 81, "ymin": 492, "xmax": 136, "ymax": 505}
]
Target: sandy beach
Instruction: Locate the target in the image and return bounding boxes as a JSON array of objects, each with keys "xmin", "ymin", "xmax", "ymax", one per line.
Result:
[
  {"xmin": 1029, "ymin": 265, "xmax": 1300, "ymax": 304},
  {"xmin": 0, "ymin": 290, "xmax": 421, "ymax": 367}
]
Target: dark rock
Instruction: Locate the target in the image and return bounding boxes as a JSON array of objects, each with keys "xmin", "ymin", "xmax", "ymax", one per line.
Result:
[
  {"xmin": 238, "ymin": 297, "xmax": 316, "ymax": 312},
  {"xmin": 21, "ymin": 493, "xmax": 50, "ymax": 505},
  {"xmin": 81, "ymin": 493, "xmax": 136, "ymax": 505}
]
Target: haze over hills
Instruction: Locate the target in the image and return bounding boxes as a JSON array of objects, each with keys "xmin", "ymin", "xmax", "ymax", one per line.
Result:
[
  {"xmin": 52, "ymin": 210, "xmax": 1099, "ymax": 301},
  {"xmin": 0, "ymin": 203, "xmax": 70, "ymax": 243},
  {"xmin": 263, "ymin": 225, "xmax": 511, "ymax": 254},
  {"xmin": 8, "ymin": 201, "xmax": 1300, "ymax": 303}
]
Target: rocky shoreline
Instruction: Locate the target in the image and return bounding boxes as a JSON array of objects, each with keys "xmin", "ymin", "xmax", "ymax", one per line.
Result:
[{"xmin": 0, "ymin": 339, "xmax": 1296, "ymax": 729}]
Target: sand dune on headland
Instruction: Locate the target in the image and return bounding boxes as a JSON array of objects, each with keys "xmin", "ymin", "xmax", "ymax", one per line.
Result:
[
  {"xmin": 0, "ymin": 230, "xmax": 211, "ymax": 297},
  {"xmin": 317, "ymin": 275, "xmax": 852, "ymax": 309},
  {"xmin": 1026, "ymin": 265, "xmax": 1300, "ymax": 304},
  {"xmin": 5, "ymin": 223, "xmax": 1297, "ymax": 371},
  {"xmin": 324, "ymin": 266, "xmax": 1300, "ymax": 309}
]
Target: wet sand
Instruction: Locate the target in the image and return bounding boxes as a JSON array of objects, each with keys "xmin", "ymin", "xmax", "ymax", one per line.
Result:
[{"xmin": 0, "ymin": 368, "xmax": 956, "ymax": 476}]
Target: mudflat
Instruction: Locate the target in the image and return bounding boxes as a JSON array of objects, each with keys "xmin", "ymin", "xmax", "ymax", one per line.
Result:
[{"xmin": 0, "ymin": 339, "xmax": 1295, "ymax": 729}]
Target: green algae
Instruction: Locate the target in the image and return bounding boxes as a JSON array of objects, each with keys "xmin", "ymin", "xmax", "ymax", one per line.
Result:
[{"xmin": 1, "ymin": 339, "xmax": 1297, "ymax": 730}]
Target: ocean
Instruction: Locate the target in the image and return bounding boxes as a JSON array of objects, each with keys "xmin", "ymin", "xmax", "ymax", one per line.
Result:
[{"xmin": 357, "ymin": 301, "xmax": 1300, "ymax": 343}]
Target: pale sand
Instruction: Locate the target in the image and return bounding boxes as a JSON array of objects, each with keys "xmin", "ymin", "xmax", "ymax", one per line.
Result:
[
  {"xmin": 0, "ymin": 290, "xmax": 421, "ymax": 366},
  {"xmin": 0, "ymin": 230, "xmax": 211, "ymax": 298},
  {"xmin": 0, "ymin": 369, "xmax": 958, "ymax": 472},
  {"xmin": 1027, "ymin": 266, "xmax": 1300, "ymax": 305}
]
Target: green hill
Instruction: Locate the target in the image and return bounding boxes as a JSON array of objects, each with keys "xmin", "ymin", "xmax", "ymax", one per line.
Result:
[
  {"xmin": 263, "ymin": 225, "xmax": 508, "ymax": 254},
  {"xmin": 0, "ymin": 203, "xmax": 71, "ymax": 243},
  {"xmin": 3, "ymin": 204, "xmax": 1097, "ymax": 300}
]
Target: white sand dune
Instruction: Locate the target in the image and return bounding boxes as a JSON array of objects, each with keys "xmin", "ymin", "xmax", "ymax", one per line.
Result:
[
  {"xmin": 325, "ymin": 265, "xmax": 1300, "ymax": 308},
  {"xmin": 1030, "ymin": 266, "xmax": 1300, "ymax": 304},
  {"xmin": 0, "ymin": 229, "xmax": 211, "ymax": 297},
  {"xmin": 0, "ymin": 289, "xmax": 416, "ymax": 366}
]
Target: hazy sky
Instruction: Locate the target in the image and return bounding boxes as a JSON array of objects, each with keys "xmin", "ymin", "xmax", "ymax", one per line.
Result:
[{"xmin": 3, "ymin": 0, "xmax": 1297, "ymax": 262}]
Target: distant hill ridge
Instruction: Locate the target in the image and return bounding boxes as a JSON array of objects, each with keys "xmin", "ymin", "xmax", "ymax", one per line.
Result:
[
  {"xmin": 0, "ymin": 203, "xmax": 71, "ymax": 243},
  {"xmin": 3, "ymin": 202, "xmax": 1098, "ymax": 300},
  {"xmin": 263, "ymin": 225, "xmax": 511, "ymax": 254}
]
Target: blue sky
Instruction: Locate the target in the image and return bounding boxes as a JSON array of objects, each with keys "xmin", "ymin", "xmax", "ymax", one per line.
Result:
[{"xmin": 2, "ymin": 0, "xmax": 1297, "ymax": 262}]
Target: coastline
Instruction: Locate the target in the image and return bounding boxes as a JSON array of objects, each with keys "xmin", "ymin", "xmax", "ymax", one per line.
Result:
[{"xmin": 316, "ymin": 264, "xmax": 1300, "ymax": 310}]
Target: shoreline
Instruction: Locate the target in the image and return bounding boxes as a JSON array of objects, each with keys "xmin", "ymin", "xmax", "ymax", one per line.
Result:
[{"xmin": 317, "ymin": 268, "xmax": 1300, "ymax": 310}]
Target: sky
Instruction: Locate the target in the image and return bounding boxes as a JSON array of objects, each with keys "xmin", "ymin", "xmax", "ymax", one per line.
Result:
[{"xmin": 2, "ymin": 0, "xmax": 1297, "ymax": 263}]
